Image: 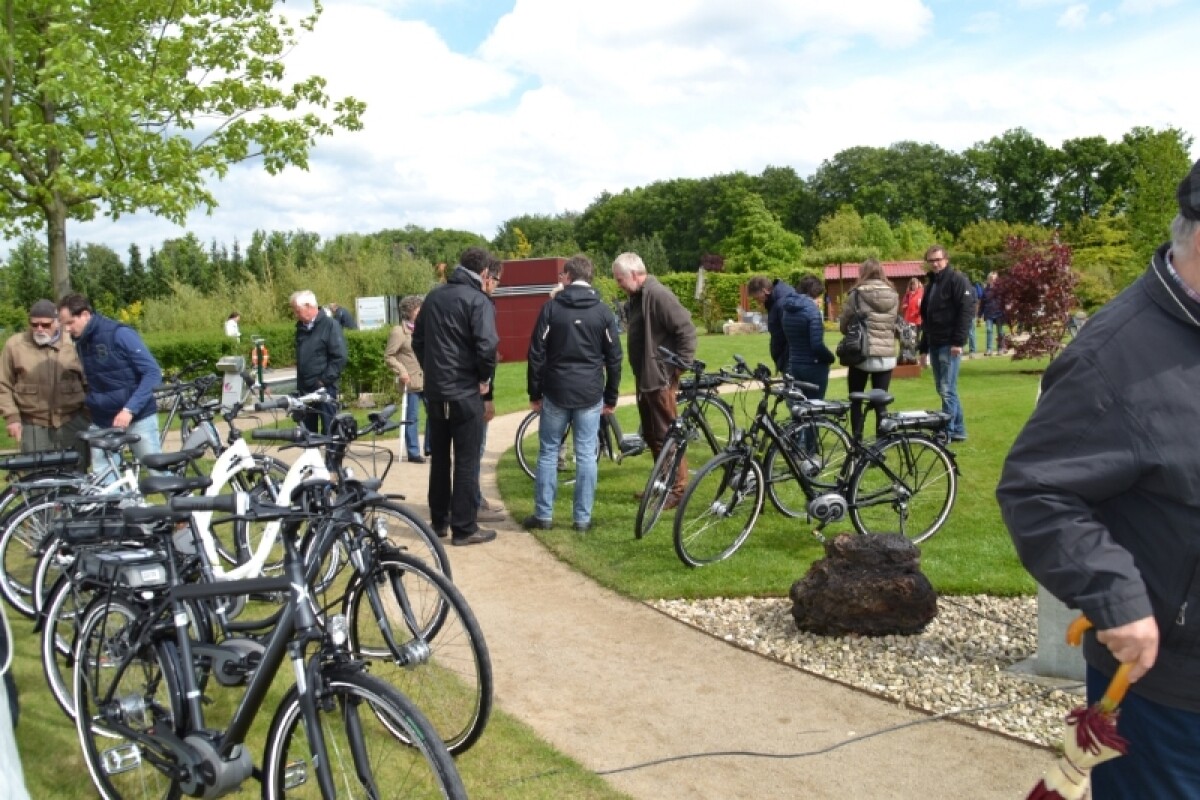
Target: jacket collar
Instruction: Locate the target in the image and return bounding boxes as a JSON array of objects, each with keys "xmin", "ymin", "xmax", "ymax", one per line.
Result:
[{"xmin": 1148, "ymin": 243, "xmax": 1200, "ymax": 329}]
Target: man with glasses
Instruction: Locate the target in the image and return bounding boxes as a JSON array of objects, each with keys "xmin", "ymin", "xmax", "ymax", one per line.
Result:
[
  {"xmin": 0, "ymin": 299, "xmax": 90, "ymax": 465},
  {"xmin": 917, "ymin": 245, "xmax": 975, "ymax": 442},
  {"xmin": 413, "ymin": 246, "xmax": 501, "ymax": 546},
  {"xmin": 57, "ymin": 293, "xmax": 164, "ymax": 468}
]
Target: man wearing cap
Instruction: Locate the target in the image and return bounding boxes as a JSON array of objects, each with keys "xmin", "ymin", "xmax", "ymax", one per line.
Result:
[
  {"xmin": 0, "ymin": 300, "xmax": 90, "ymax": 464},
  {"xmin": 997, "ymin": 159, "xmax": 1200, "ymax": 798}
]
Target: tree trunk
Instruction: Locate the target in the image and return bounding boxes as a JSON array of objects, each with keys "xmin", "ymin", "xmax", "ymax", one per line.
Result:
[{"xmin": 46, "ymin": 197, "xmax": 70, "ymax": 300}]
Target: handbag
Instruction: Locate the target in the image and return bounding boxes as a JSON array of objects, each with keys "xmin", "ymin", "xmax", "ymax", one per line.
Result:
[{"xmin": 836, "ymin": 289, "xmax": 870, "ymax": 367}]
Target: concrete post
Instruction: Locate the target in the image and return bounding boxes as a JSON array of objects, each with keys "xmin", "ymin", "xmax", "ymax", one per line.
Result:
[{"xmin": 1032, "ymin": 584, "xmax": 1086, "ymax": 681}]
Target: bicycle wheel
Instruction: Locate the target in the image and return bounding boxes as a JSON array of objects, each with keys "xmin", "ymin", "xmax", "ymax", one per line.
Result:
[
  {"xmin": 343, "ymin": 550, "xmax": 492, "ymax": 755},
  {"xmin": 263, "ymin": 667, "xmax": 466, "ymax": 799},
  {"xmin": 634, "ymin": 434, "xmax": 685, "ymax": 539},
  {"xmin": 0, "ymin": 498, "xmax": 59, "ymax": 618},
  {"xmin": 687, "ymin": 393, "xmax": 735, "ymax": 454},
  {"xmin": 514, "ymin": 409, "xmax": 578, "ymax": 486},
  {"xmin": 74, "ymin": 596, "xmax": 185, "ymax": 800},
  {"xmin": 764, "ymin": 418, "xmax": 853, "ymax": 518},
  {"xmin": 225, "ymin": 454, "xmax": 291, "ymax": 572},
  {"xmin": 40, "ymin": 573, "xmax": 97, "ymax": 721},
  {"xmin": 848, "ymin": 435, "xmax": 957, "ymax": 543},
  {"xmin": 673, "ymin": 452, "xmax": 764, "ymax": 567}
]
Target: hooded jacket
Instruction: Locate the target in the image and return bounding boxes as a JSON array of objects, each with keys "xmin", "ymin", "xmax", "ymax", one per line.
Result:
[
  {"xmin": 781, "ymin": 292, "xmax": 834, "ymax": 374},
  {"xmin": 997, "ymin": 244, "xmax": 1200, "ymax": 712},
  {"xmin": 412, "ymin": 266, "xmax": 499, "ymax": 402},
  {"xmin": 294, "ymin": 311, "xmax": 347, "ymax": 394},
  {"xmin": 918, "ymin": 265, "xmax": 975, "ymax": 350},
  {"xmin": 839, "ymin": 279, "xmax": 900, "ymax": 359},
  {"xmin": 764, "ymin": 279, "xmax": 797, "ymax": 373},
  {"xmin": 527, "ymin": 283, "xmax": 622, "ymax": 409}
]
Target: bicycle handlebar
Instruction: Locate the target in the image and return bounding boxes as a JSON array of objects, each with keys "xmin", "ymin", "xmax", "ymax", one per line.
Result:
[{"xmin": 250, "ymin": 427, "xmax": 308, "ymax": 444}]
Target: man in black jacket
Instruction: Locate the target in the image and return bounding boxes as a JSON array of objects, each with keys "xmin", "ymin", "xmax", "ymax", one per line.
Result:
[
  {"xmin": 412, "ymin": 247, "xmax": 500, "ymax": 546},
  {"xmin": 291, "ymin": 290, "xmax": 347, "ymax": 434},
  {"xmin": 523, "ymin": 255, "xmax": 622, "ymax": 533},
  {"xmin": 747, "ymin": 275, "xmax": 796, "ymax": 374},
  {"xmin": 917, "ymin": 245, "xmax": 975, "ymax": 441},
  {"xmin": 997, "ymin": 159, "xmax": 1200, "ymax": 798}
]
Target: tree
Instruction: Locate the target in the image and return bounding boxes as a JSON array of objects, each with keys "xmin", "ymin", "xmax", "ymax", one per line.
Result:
[
  {"xmin": 966, "ymin": 128, "xmax": 1058, "ymax": 224},
  {"xmin": 990, "ymin": 237, "xmax": 1078, "ymax": 361},
  {"xmin": 493, "ymin": 213, "xmax": 580, "ymax": 258},
  {"xmin": 716, "ymin": 192, "xmax": 804, "ymax": 274},
  {"xmin": 0, "ymin": 234, "xmax": 50, "ymax": 311},
  {"xmin": 1123, "ymin": 126, "xmax": 1193, "ymax": 271},
  {"xmin": 1063, "ymin": 202, "xmax": 1133, "ymax": 311},
  {"xmin": 0, "ymin": 0, "xmax": 365, "ymax": 298},
  {"xmin": 814, "ymin": 206, "xmax": 865, "ymax": 249}
]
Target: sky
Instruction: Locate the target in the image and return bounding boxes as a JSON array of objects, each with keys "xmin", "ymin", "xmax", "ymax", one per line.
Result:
[{"xmin": 60, "ymin": 0, "xmax": 1200, "ymax": 259}]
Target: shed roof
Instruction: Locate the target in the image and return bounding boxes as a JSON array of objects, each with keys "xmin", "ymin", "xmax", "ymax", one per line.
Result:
[{"xmin": 823, "ymin": 261, "xmax": 925, "ymax": 280}]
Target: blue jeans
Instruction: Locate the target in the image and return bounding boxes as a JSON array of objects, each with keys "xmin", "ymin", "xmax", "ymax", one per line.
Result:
[
  {"xmin": 534, "ymin": 398, "xmax": 601, "ymax": 525},
  {"xmin": 403, "ymin": 390, "xmax": 424, "ymax": 458},
  {"xmin": 985, "ymin": 319, "xmax": 1007, "ymax": 352},
  {"xmin": 1087, "ymin": 665, "xmax": 1200, "ymax": 799},
  {"xmin": 928, "ymin": 345, "xmax": 965, "ymax": 438},
  {"xmin": 967, "ymin": 321, "xmax": 977, "ymax": 353},
  {"xmin": 89, "ymin": 415, "xmax": 163, "ymax": 480},
  {"xmin": 787, "ymin": 363, "xmax": 830, "ymax": 400}
]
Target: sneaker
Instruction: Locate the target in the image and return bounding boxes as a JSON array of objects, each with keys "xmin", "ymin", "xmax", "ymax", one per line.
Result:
[
  {"xmin": 480, "ymin": 497, "xmax": 506, "ymax": 513},
  {"xmin": 407, "ymin": 455, "xmax": 426, "ymax": 464},
  {"xmin": 573, "ymin": 521, "xmax": 591, "ymax": 533},
  {"xmin": 476, "ymin": 508, "xmax": 508, "ymax": 523},
  {"xmin": 522, "ymin": 515, "xmax": 553, "ymax": 531},
  {"xmin": 950, "ymin": 435, "xmax": 968, "ymax": 443},
  {"xmin": 432, "ymin": 525, "xmax": 449, "ymax": 539},
  {"xmin": 451, "ymin": 529, "xmax": 497, "ymax": 547}
]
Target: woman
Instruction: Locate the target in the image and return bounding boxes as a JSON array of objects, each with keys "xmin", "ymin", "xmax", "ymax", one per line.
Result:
[
  {"xmin": 901, "ymin": 276, "xmax": 924, "ymax": 367},
  {"xmin": 980, "ymin": 271, "xmax": 1007, "ymax": 355},
  {"xmin": 224, "ymin": 311, "xmax": 240, "ymax": 340},
  {"xmin": 840, "ymin": 259, "xmax": 900, "ymax": 441},
  {"xmin": 384, "ymin": 295, "xmax": 427, "ymax": 463},
  {"xmin": 781, "ymin": 275, "xmax": 835, "ymax": 399}
]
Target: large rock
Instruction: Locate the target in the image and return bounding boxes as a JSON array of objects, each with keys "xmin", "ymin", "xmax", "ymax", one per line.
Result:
[{"xmin": 789, "ymin": 534, "xmax": 938, "ymax": 636}]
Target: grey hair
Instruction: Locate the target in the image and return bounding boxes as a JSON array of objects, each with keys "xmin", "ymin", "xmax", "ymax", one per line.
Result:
[
  {"xmin": 398, "ymin": 294, "xmax": 424, "ymax": 321},
  {"xmin": 290, "ymin": 289, "xmax": 318, "ymax": 308},
  {"xmin": 1170, "ymin": 214, "xmax": 1200, "ymax": 260},
  {"xmin": 612, "ymin": 252, "xmax": 647, "ymax": 279}
]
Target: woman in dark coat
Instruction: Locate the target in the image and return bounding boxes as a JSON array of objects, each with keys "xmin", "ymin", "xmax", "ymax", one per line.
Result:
[{"xmin": 781, "ymin": 275, "xmax": 835, "ymax": 398}]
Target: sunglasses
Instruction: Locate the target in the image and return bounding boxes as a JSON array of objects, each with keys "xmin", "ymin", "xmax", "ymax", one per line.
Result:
[{"xmin": 29, "ymin": 321, "xmax": 54, "ymax": 329}]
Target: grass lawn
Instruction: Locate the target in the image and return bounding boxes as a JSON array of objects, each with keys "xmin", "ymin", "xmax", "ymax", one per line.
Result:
[{"xmin": 496, "ymin": 331, "xmax": 1047, "ymax": 599}]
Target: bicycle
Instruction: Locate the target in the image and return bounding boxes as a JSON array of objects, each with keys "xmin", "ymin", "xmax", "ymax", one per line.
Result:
[
  {"xmin": 72, "ymin": 491, "xmax": 466, "ymax": 799},
  {"xmin": 672, "ymin": 360, "xmax": 959, "ymax": 567},
  {"xmin": 634, "ymin": 346, "xmax": 739, "ymax": 539}
]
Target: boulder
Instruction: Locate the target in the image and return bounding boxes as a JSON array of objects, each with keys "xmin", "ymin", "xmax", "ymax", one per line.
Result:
[{"xmin": 789, "ymin": 533, "xmax": 938, "ymax": 636}]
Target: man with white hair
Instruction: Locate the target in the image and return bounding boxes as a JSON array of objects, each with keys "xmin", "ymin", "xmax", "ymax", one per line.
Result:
[
  {"xmin": 998, "ymin": 158, "xmax": 1200, "ymax": 798},
  {"xmin": 291, "ymin": 289, "xmax": 347, "ymax": 433},
  {"xmin": 0, "ymin": 299, "xmax": 90, "ymax": 464},
  {"xmin": 612, "ymin": 252, "xmax": 696, "ymax": 508}
]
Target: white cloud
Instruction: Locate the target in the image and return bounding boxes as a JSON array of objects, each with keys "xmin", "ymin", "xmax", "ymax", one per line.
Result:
[{"xmin": 1057, "ymin": 4, "xmax": 1090, "ymax": 28}]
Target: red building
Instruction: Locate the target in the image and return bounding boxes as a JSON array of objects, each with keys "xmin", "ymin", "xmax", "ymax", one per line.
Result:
[
  {"xmin": 823, "ymin": 261, "xmax": 926, "ymax": 319},
  {"xmin": 492, "ymin": 257, "xmax": 565, "ymax": 363}
]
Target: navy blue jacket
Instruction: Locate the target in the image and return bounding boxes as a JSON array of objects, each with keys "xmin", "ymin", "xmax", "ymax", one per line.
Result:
[
  {"xmin": 73, "ymin": 313, "xmax": 162, "ymax": 427},
  {"xmin": 780, "ymin": 293, "xmax": 834, "ymax": 375},
  {"xmin": 294, "ymin": 312, "xmax": 347, "ymax": 394},
  {"xmin": 527, "ymin": 283, "xmax": 622, "ymax": 409},
  {"xmin": 765, "ymin": 279, "xmax": 796, "ymax": 374}
]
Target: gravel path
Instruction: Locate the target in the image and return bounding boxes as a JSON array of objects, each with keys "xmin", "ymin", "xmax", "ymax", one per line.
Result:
[{"xmin": 651, "ymin": 594, "xmax": 1084, "ymax": 748}]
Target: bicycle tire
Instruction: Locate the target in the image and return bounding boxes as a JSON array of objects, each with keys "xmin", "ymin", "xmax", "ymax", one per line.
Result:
[
  {"xmin": 687, "ymin": 393, "xmax": 735, "ymax": 454},
  {"xmin": 40, "ymin": 573, "xmax": 95, "ymax": 721},
  {"xmin": 74, "ymin": 595, "xmax": 186, "ymax": 800},
  {"xmin": 848, "ymin": 435, "xmax": 957, "ymax": 543},
  {"xmin": 764, "ymin": 418, "xmax": 853, "ymax": 518},
  {"xmin": 673, "ymin": 451, "xmax": 764, "ymax": 567},
  {"xmin": 343, "ymin": 549, "xmax": 492, "ymax": 755},
  {"xmin": 225, "ymin": 454, "xmax": 292, "ymax": 572},
  {"xmin": 262, "ymin": 667, "xmax": 466, "ymax": 799},
  {"xmin": 634, "ymin": 434, "xmax": 685, "ymax": 539},
  {"xmin": 515, "ymin": 409, "xmax": 579, "ymax": 486},
  {"xmin": 0, "ymin": 497, "xmax": 60, "ymax": 618}
]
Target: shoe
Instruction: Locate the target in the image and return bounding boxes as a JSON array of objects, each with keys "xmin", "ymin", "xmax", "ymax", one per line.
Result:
[
  {"xmin": 480, "ymin": 497, "xmax": 506, "ymax": 513},
  {"xmin": 522, "ymin": 515, "xmax": 553, "ymax": 531},
  {"xmin": 407, "ymin": 455, "xmax": 426, "ymax": 464},
  {"xmin": 451, "ymin": 529, "xmax": 497, "ymax": 546},
  {"xmin": 432, "ymin": 525, "xmax": 449, "ymax": 539},
  {"xmin": 662, "ymin": 494, "xmax": 681, "ymax": 511},
  {"xmin": 573, "ymin": 521, "xmax": 591, "ymax": 533},
  {"xmin": 476, "ymin": 508, "xmax": 507, "ymax": 523},
  {"xmin": 950, "ymin": 435, "xmax": 968, "ymax": 443}
]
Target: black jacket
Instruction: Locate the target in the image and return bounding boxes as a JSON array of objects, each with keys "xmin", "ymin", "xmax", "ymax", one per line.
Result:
[
  {"xmin": 997, "ymin": 244, "xmax": 1200, "ymax": 712},
  {"xmin": 412, "ymin": 266, "xmax": 499, "ymax": 402},
  {"xmin": 294, "ymin": 312, "xmax": 347, "ymax": 393},
  {"xmin": 527, "ymin": 283, "xmax": 622, "ymax": 409},
  {"xmin": 918, "ymin": 266, "xmax": 976, "ymax": 350}
]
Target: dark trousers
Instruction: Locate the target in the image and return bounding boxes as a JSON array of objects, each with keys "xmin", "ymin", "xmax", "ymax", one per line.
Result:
[
  {"xmin": 1088, "ymin": 664, "xmax": 1200, "ymax": 799},
  {"xmin": 426, "ymin": 395, "xmax": 485, "ymax": 537},
  {"xmin": 637, "ymin": 382, "xmax": 686, "ymax": 497},
  {"xmin": 300, "ymin": 387, "xmax": 338, "ymax": 435},
  {"xmin": 846, "ymin": 367, "xmax": 893, "ymax": 441}
]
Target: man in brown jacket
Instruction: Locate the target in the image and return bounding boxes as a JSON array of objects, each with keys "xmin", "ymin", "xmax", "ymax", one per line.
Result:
[
  {"xmin": 0, "ymin": 299, "xmax": 89, "ymax": 463},
  {"xmin": 612, "ymin": 252, "xmax": 697, "ymax": 505}
]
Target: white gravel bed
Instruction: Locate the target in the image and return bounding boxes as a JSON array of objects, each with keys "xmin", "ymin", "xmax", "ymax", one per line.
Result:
[{"xmin": 650, "ymin": 594, "xmax": 1083, "ymax": 748}]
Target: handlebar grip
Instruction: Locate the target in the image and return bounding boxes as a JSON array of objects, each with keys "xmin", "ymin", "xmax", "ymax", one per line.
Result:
[
  {"xmin": 251, "ymin": 428, "xmax": 306, "ymax": 443},
  {"xmin": 379, "ymin": 421, "xmax": 401, "ymax": 435},
  {"xmin": 170, "ymin": 494, "xmax": 243, "ymax": 514},
  {"xmin": 253, "ymin": 397, "xmax": 292, "ymax": 412}
]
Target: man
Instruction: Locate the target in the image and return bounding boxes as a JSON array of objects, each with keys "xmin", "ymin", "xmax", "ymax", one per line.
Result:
[
  {"xmin": 747, "ymin": 274, "xmax": 796, "ymax": 374},
  {"xmin": 996, "ymin": 159, "xmax": 1200, "ymax": 798},
  {"xmin": 0, "ymin": 300, "xmax": 91, "ymax": 465},
  {"xmin": 57, "ymin": 293, "xmax": 163, "ymax": 468},
  {"xmin": 523, "ymin": 255, "xmax": 622, "ymax": 533},
  {"xmin": 326, "ymin": 302, "xmax": 357, "ymax": 330},
  {"xmin": 473, "ymin": 256, "xmax": 507, "ymax": 523},
  {"xmin": 413, "ymin": 247, "xmax": 500, "ymax": 547},
  {"xmin": 291, "ymin": 290, "xmax": 347, "ymax": 433},
  {"xmin": 612, "ymin": 251, "xmax": 696, "ymax": 506},
  {"xmin": 917, "ymin": 245, "xmax": 974, "ymax": 442}
]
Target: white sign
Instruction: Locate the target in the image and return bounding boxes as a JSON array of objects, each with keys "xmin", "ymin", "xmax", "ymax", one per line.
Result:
[{"xmin": 357, "ymin": 296, "xmax": 388, "ymax": 331}]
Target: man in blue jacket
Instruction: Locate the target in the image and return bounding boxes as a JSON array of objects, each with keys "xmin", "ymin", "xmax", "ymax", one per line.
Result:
[
  {"xmin": 291, "ymin": 290, "xmax": 347, "ymax": 434},
  {"xmin": 747, "ymin": 275, "xmax": 796, "ymax": 374},
  {"xmin": 524, "ymin": 255, "xmax": 622, "ymax": 533},
  {"xmin": 57, "ymin": 293, "xmax": 163, "ymax": 468}
]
